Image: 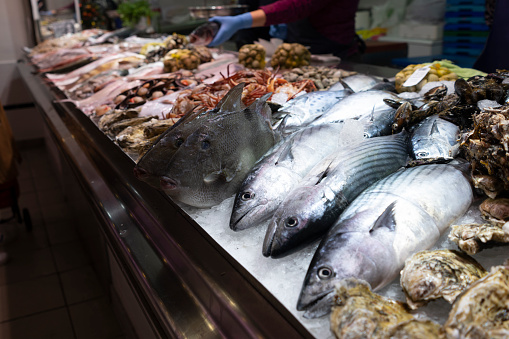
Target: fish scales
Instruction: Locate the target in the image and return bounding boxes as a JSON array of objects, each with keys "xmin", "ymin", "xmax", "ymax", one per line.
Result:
[
  {"xmin": 135, "ymin": 83, "xmax": 278, "ymax": 208},
  {"xmin": 297, "ymin": 162, "xmax": 473, "ymax": 318},
  {"xmin": 230, "ymin": 123, "xmax": 347, "ymax": 231},
  {"xmin": 263, "ymin": 132, "xmax": 409, "ymax": 258}
]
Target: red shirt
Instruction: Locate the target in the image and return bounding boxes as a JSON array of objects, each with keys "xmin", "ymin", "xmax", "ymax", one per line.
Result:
[{"xmin": 260, "ymin": 0, "xmax": 359, "ymax": 46}]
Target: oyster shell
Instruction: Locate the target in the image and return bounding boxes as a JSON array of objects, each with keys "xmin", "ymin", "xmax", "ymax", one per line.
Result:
[
  {"xmin": 387, "ymin": 319, "xmax": 443, "ymax": 339},
  {"xmin": 116, "ymin": 118, "xmax": 174, "ymax": 155},
  {"xmin": 330, "ymin": 278, "xmax": 413, "ymax": 339},
  {"xmin": 106, "ymin": 116, "xmax": 157, "ymax": 138},
  {"xmin": 400, "ymin": 250, "xmax": 487, "ymax": 309},
  {"xmin": 97, "ymin": 109, "xmax": 139, "ymax": 132},
  {"xmin": 449, "ymin": 223, "xmax": 509, "ymax": 255},
  {"xmin": 461, "ymin": 105, "xmax": 509, "ymax": 198},
  {"xmin": 443, "ymin": 262, "xmax": 509, "ymax": 338},
  {"xmin": 480, "ymin": 198, "xmax": 509, "ymax": 226}
]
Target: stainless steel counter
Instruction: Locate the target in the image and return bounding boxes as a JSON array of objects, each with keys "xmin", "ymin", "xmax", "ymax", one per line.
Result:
[
  {"xmin": 18, "ymin": 59, "xmax": 314, "ymax": 338},
  {"xmin": 19, "ymin": 58, "xmax": 411, "ymax": 338}
]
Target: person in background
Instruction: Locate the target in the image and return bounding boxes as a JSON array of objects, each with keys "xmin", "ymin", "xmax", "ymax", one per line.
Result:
[
  {"xmin": 209, "ymin": 0, "xmax": 364, "ymax": 60},
  {"xmin": 473, "ymin": 0, "xmax": 508, "ymax": 73}
]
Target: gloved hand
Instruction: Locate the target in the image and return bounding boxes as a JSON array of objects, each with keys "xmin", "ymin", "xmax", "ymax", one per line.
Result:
[{"xmin": 208, "ymin": 12, "xmax": 253, "ymax": 47}]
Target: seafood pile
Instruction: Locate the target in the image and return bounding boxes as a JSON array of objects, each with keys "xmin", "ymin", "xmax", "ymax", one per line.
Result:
[
  {"xmin": 281, "ymin": 66, "xmax": 357, "ymax": 90},
  {"xmin": 27, "ymin": 28, "xmax": 509, "ymax": 339}
]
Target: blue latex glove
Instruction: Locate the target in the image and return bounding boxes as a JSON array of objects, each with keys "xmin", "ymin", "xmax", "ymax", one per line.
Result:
[{"xmin": 208, "ymin": 12, "xmax": 253, "ymax": 47}]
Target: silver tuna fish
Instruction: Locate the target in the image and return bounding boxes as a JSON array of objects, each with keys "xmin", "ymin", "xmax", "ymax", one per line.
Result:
[
  {"xmin": 135, "ymin": 83, "xmax": 278, "ymax": 207},
  {"xmin": 410, "ymin": 115, "xmax": 460, "ymax": 161},
  {"xmin": 297, "ymin": 162, "xmax": 473, "ymax": 318},
  {"xmin": 277, "ymin": 90, "xmax": 353, "ymax": 134},
  {"xmin": 262, "ymin": 131, "xmax": 409, "ymax": 258},
  {"xmin": 309, "ymin": 90, "xmax": 399, "ymax": 138},
  {"xmin": 340, "ymin": 74, "xmax": 381, "ymax": 92},
  {"xmin": 230, "ymin": 123, "xmax": 349, "ymax": 231}
]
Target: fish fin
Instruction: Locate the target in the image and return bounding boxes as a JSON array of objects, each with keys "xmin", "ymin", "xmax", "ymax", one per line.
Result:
[
  {"xmin": 275, "ymin": 139, "xmax": 294, "ymax": 165},
  {"xmin": 203, "ymin": 164, "xmax": 240, "ymax": 184},
  {"xmin": 370, "ymin": 201, "xmax": 398, "ymax": 233},
  {"xmin": 339, "ymin": 79, "xmax": 353, "ymax": 92},
  {"xmin": 247, "ymin": 93, "xmax": 272, "ymax": 114},
  {"xmin": 218, "ymin": 83, "xmax": 246, "ymax": 112},
  {"xmin": 430, "ymin": 118, "xmax": 439, "ymax": 136},
  {"xmin": 203, "ymin": 171, "xmax": 222, "ymax": 184}
]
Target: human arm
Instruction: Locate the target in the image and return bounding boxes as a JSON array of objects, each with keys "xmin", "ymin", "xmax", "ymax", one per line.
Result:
[{"xmin": 208, "ymin": 10, "xmax": 266, "ymax": 46}]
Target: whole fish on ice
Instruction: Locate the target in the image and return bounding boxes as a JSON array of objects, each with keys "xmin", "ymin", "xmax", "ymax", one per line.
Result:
[
  {"xmin": 134, "ymin": 83, "xmax": 278, "ymax": 208},
  {"xmin": 230, "ymin": 123, "xmax": 351, "ymax": 231},
  {"xmin": 277, "ymin": 90, "xmax": 353, "ymax": 134},
  {"xmin": 340, "ymin": 74, "xmax": 381, "ymax": 92},
  {"xmin": 297, "ymin": 161, "xmax": 473, "ymax": 318},
  {"xmin": 263, "ymin": 131, "xmax": 409, "ymax": 258},
  {"xmin": 410, "ymin": 115, "xmax": 460, "ymax": 162},
  {"xmin": 309, "ymin": 90, "xmax": 399, "ymax": 138}
]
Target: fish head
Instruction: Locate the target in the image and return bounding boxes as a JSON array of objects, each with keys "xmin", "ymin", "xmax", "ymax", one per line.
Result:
[
  {"xmin": 297, "ymin": 229, "xmax": 381, "ymax": 318},
  {"xmin": 149, "ymin": 83, "xmax": 275, "ymax": 207},
  {"xmin": 157, "ymin": 118, "xmax": 238, "ymax": 207},
  {"xmin": 134, "ymin": 110, "xmax": 207, "ymax": 188},
  {"xmin": 230, "ymin": 166, "xmax": 301, "ymax": 231},
  {"xmin": 263, "ymin": 185, "xmax": 345, "ymax": 258}
]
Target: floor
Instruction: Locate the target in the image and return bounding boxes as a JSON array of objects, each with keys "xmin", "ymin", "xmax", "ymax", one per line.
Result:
[{"xmin": 0, "ymin": 143, "xmax": 125, "ymax": 339}]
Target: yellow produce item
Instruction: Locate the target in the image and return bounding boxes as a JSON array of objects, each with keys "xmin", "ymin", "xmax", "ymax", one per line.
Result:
[{"xmin": 395, "ymin": 62, "xmax": 457, "ymax": 93}]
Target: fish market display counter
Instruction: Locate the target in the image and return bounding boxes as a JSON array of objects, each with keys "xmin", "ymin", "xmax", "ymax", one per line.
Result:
[{"xmin": 18, "ymin": 59, "xmax": 403, "ymax": 338}]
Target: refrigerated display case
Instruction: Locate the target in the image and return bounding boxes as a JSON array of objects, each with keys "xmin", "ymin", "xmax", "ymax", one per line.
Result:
[{"xmin": 19, "ymin": 57, "xmax": 402, "ymax": 338}]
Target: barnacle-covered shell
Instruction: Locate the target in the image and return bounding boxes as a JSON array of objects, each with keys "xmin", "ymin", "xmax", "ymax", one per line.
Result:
[
  {"xmin": 164, "ymin": 33, "xmax": 188, "ymax": 50},
  {"xmin": 387, "ymin": 319, "xmax": 443, "ymax": 339},
  {"xmin": 238, "ymin": 44, "xmax": 266, "ymax": 69},
  {"xmin": 270, "ymin": 43, "xmax": 310, "ymax": 69},
  {"xmin": 330, "ymin": 278, "xmax": 414, "ymax": 339},
  {"xmin": 163, "ymin": 49, "xmax": 200, "ymax": 73},
  {"xmin": 443, "ymin": 263, "xmax": 509, "ymax": 338},
  {"xmin": 400, "ymin": 250, "xmax": 487, "ymax": 309},
  {"xmin": 449, "ymin": 223, "xmax": 509, "ymax": 255},
  {"xmin": 461, "ymin": 105, "xmax": 509, "ymax": 198}
]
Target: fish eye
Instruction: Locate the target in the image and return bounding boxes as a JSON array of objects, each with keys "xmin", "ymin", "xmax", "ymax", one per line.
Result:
[
  {"xmin": 175, "ymin": 138, "xmax": 184, "ymax": 147},
  {"xmin": 285, "ymin": 217, "xmax": 298, "ymax": 228},
  {"xmin": 317, "ymin": 266, "xmax": 333, "ymax": 280},
  {"xmin": 241, "ymin": 191, "xmax": 254, "ymax": 201},
  {"xmin": 201, "ymin": 140, "xmax": 210, "ymax": 150},
  {"xmin": 416, "ymin": 151, "xmax": 429, "ymax": 157}
]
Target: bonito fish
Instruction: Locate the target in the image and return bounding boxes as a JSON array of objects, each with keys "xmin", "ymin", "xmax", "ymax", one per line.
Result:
[
  {"xmin": 263, "ymin": 131, "xmax": 409, "ymax": 258},
  {"xmin": 230, "ymin": 123, "xmax": 350, "ymax": 231},
  {"xmin": 135, "ymin": 83, "xmax": 278, "ymax": 208},
  {"xmin": 310, "ymin": 90, "xmax": 399, "ymax": 138},
  {"xmin": 277, "ymin": 90, "xmax": 352, "ymax": 134},
  {"xmin": 297, "ymin": 162, "xmax": 473, "ymax": 318},
  {"xmin": 410, "ymin": 115, "xmax": 460, "ymax": 161}
]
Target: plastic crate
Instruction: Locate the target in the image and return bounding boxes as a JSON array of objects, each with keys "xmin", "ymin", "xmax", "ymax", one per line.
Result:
[
  {"xmin": 446, "ymin": 0, "xmax": 485, "ymax": 5},
  {"xmin": 443, "ymin": 46, "xmax": 484, "ymax": 56},
  {"xmin": 446, "ymin": 4, "xmax": 486, "ymax": 12},
  {"xmin": 443, "ymin": 30, "xmax": 489, "ymax": 37},
  {"xmin": 445, "ymin": 16, "xmax": 486, "ymax": 24},
  {"xmin": 443, "ymin": 35, "xmax": 487, "ymax": 43},
  {"xmin": 445, "ymin": 11, "xmax": 484, "ymax": 18},
  {"xmin": 444, "ymin": 23, "xmax": 489, "ymax": 31}
]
